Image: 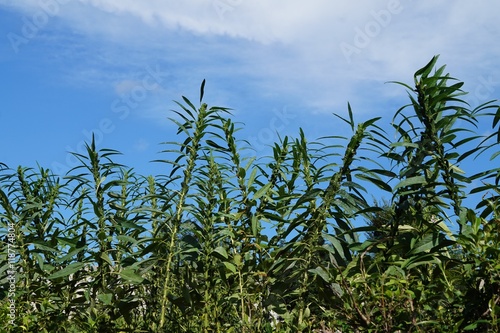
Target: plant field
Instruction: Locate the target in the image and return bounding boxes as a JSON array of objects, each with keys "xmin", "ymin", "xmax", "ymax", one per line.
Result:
[{"xmin": 1, "ymin": 57, "xmax": 500, "ymax": 332}]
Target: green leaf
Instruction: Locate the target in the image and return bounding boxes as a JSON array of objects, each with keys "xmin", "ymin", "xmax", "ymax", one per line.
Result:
[
  {"xmin": 237, "ymin": 167, "xmax": 246, "ymax": 179},
  {"xmin": 349, "ymin": 240, "xmax": 376, "ymax": 252},
  {"xmin": 223, "ymin": 261, "xmax": 237, "ymax": 274},
  {"xmin": 309, "ymin": 267, "xmax": 331, "ymax": 283},
  {"xmin": 252, "ymin": 182, "xmax": 272, "ymax": 201},
  {"xmin": 408, "ymin": 233, "xmax": 447, "ymax": 256},
  {"xmin": 206, "ymin": 139, "xmax": 228, "ymax": 151},
  {"xmin": 182, "ymin": 96, "xmax": 197, "ymax": 112},
  {"xmin": 394, "ymin": 176, "xmax": 426, "ymax": 190},
  {"xmin": 233, "ymin": 254, "xmax": 242, "ymax": 267},
  {"xmin": 31, "ymin": 241, "xmax": 58, "ymax": 253},
  {"xmin": 120, "ymin": 267, "xmax": 144, "ymax": 283},
  {"xmin": 98, "ymin": 293, "xmax": 113, "ymax": 305},
  {"xmin": 415, "ymin": 55, "xmax": 439, "ymax": 78},
  {"xmin": 323, "ymin": 234, "xmax": 348, "ymax": 260},
  {"xmin": 246, "ymin": 166, "xmax": 258, "ymax": 189},
  {"xmin": 118, "ymin": 220, "xmax": 146, "ymax": 231},
  {"xmin": 116, "ymin": 235, "xmax": 139, "ymax": 244},
  {"xmin": 47, "ymin": 262, "xmax": 85, "ymax": 279},
  {"xmin": 55, "ymin": 247, "xmax": 87, "ymax": 263},
  {"xmin": 212, "ymin": 246, "xmax": 228, "ymax": 260},
  {"xmin": 251, "ymin": 215, "xmax": 259, "ymax": 237},
  {"xmin": 200, "ymin": 79, "xmax": 206, "ymax": 103},
  {"xmin": 402, "ymin": 253, "xmax": 440, "ymax": 270},
  {"xmin": 462, "ymin": 320, "xmax": 491, "ymax": 330},
  {"xmin": 355, "ymin": 174, "xmax": 392, "ymax": 192},
  {"xmin": 100, "ymin": 252, "xmax": 114, "ymax": 266}
]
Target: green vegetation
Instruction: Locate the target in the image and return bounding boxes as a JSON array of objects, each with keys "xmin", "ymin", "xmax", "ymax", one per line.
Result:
[{"xmin": 1, "ymin": 56, "xmax": 500, "ymax": 332}]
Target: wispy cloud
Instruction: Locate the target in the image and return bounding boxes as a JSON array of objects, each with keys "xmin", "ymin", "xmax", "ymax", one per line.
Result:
[{"xmin": 3, "ymin": 0, "xmax": 499, "ymax": 116}]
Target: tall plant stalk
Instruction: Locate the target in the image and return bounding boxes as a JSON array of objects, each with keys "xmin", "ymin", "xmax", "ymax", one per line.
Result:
[{"xmin": 2, "ymin": 59, "xmax": 500, "ymax": 332}]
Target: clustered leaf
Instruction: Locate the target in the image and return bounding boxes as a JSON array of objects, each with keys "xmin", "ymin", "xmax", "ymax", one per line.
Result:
[{"xmin": 1, "ymin": 57, "xmax": 500, "ymax": 332}]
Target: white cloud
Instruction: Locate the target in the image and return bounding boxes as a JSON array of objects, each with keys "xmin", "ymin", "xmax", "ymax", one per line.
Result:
[{"xmin": 2, "ymin": 0, "xmax": 499, "ymax": 114}]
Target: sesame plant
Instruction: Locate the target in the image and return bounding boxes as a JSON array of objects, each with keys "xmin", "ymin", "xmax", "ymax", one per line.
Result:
[{"xmin": 1, "ymin": 56, "xmax": 500, "ymax": 332}]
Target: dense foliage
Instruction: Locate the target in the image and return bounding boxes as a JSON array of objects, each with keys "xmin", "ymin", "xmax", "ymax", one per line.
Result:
[{"xmin": 1, "ymin": 57, "xmax": 500, "ymax": 332}]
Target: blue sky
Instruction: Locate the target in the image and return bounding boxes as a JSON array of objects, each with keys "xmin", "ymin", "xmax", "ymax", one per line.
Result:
[{"xmin": 1, "ymin": 0, "xmax": 499, "ymax": 181}]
